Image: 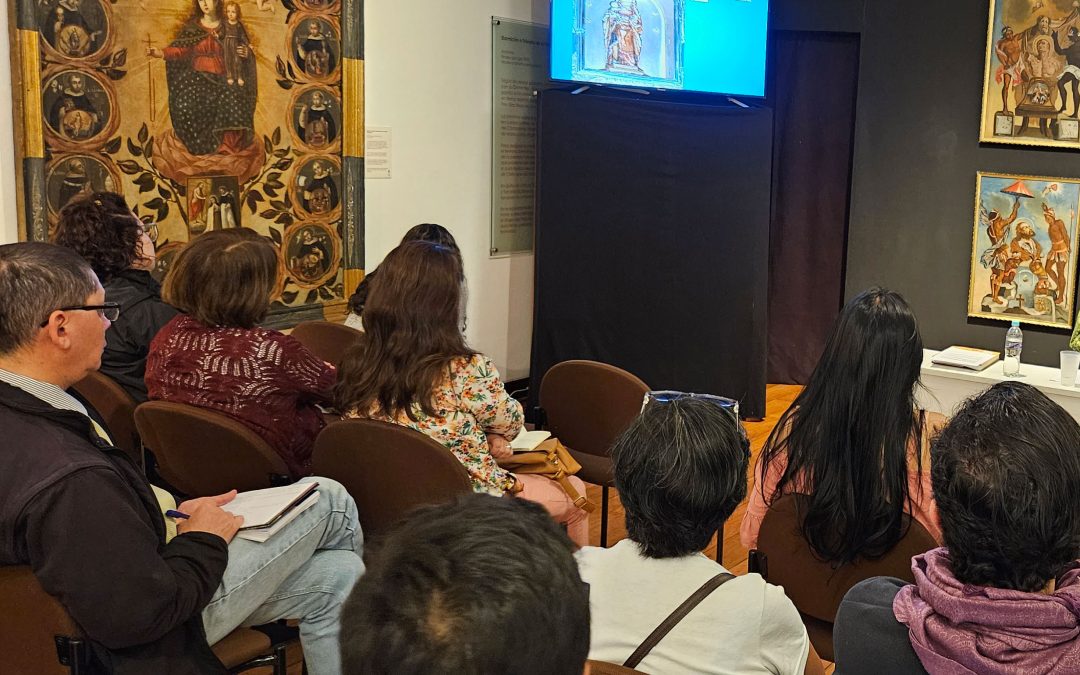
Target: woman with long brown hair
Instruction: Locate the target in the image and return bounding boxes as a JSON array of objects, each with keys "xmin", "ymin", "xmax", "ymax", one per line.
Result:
[{"xmin": 336, "ymin": 241, "xmax": 589, "ymax": 545}]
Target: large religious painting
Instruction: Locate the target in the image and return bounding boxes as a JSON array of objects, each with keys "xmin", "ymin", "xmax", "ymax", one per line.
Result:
[
  {"xmin": 981, "ymin": 0, "xmax": 1080, "ymax": 148},
  {"xmin": 9, "ymin": 0, "xmax": 364, "ymax": 327},
  {"xmin": 969, "ymin": 172, "xmax": 1080, "ymax": 328},
  {"xmin": 572, "ymin": 0, "xmax": 684, "ymax": 90}
]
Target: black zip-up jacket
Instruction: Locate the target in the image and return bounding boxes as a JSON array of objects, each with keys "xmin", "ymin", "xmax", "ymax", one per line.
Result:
[
  {"xmin": 0, "ymin": 380, "xmax": 229, "ymax": 673},
  {"xmin": 101, "ymin": 270, "xmax": 179, "ymax": 403}
]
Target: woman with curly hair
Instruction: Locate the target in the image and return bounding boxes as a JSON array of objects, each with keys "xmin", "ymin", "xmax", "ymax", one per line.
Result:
[{"xmin": 53, "ymin": 192, "xmax": 177, "ymax": 401}]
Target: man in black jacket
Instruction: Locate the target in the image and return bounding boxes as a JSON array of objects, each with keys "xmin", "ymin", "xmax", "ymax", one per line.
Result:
[{"xmin": 0, "ymin": 242, "xmax": 363, "ymax": 674}]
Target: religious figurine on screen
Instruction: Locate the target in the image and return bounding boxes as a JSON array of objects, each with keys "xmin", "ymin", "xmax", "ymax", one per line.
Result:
[{"xmin": 604, "ymin": 0, "xmax": 645, "ymax": 74}]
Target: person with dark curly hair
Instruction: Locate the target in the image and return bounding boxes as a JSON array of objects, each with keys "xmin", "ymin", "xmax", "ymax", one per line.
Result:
[
  {"xmin": 834, "ymin": 381, "xmax": 1080, "ymax": 675},
  {"xmin": 53, "ymin": 192, "xmax": 177, "ymax": 401}
]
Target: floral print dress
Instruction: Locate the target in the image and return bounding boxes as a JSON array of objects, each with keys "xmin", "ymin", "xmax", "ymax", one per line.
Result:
[{"xmin": 346, "ymin": 354, "xmax": 524, "ymax": 495}]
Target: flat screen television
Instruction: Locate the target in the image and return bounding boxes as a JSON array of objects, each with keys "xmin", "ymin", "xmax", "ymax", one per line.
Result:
[{"xmin": 550, "ymin": 0, "xmax": 770, "ymax": 98}]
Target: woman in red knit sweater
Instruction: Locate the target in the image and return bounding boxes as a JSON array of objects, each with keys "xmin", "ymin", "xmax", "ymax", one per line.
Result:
[{"xmin": 145, "ymin": 229, "xmax": 335, "ymax": 477}]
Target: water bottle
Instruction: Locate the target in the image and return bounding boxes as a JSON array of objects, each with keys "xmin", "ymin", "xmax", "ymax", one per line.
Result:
[{"xmin": 1004, "ymin": 321, "xmax": 1023, "ymax": 377}]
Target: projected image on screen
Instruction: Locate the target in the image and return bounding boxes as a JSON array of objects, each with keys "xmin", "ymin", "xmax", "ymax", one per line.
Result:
[
  {"xmin": 551, "ymin": 0, "xmax": 770, "ymax": 97},
  {"xmin": 581, "ymin": 0, "xmax": 683, "ymax": 88}
]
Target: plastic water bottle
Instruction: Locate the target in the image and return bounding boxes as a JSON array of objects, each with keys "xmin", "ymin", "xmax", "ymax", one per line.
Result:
[{"xmin": 1004, "ymin": 321, "xmax": 1023, "ymax": 377}]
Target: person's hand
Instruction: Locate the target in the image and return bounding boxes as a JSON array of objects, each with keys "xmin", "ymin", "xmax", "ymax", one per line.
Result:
[
  {"xmin": 146, "ymin": 47, "xmax": 163, "ymax": 58},
  {"xmin": 237, "ymin": 45, "xmax": 250, "ymax": 58},
  {"xmin": 487, "ymin": 433, "xmax": 512, "ymax": 459},
  {"xmin": 177, "ymin": 491, "xmax": 244, "ymax": 543}
]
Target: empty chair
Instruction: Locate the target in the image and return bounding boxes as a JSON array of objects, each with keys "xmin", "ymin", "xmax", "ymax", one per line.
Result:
[
  {"xmin": 71, "ymin": 370, "xmax": 142, "ymax": 469},
  {"xmin": 750, "ymin": 493, "xmax": 936, "ymax": 661},
  {"xmin": 134, "ymin": 401, "xmax": 291, "ymax": 496},
  {"xmin": 290, "ymin": 320, "xmax": 363, "ymax": 366},
  {"xmin": 0, "ymin": 566, "xmax": 290, "ymax": 674},
  {"xmin": 539, "ymin": 360, "xmax": 648, "ymax": 547},
  {"xmin": 311, "ymin": 418, "xmax": 472, "ymax": 538}
]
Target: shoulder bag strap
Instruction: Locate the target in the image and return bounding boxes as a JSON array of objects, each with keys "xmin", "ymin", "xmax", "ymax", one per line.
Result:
[{"xmin": 623, "ymin": 572, "xmax": 737, "ymax": 669}]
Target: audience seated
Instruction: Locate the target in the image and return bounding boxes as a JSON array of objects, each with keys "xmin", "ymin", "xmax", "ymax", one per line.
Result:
[
  {"xmin": 0, "ymin": 242, "xmax": 363, "ymax": 674},
  {"xmin": 741, "ymin": 288, "xmax": 945, "ymax": 559},
  {"xmin": 339, "ymin": 493, "xmax": 590, "ymax": 674},
  {"xmin": 52, "ymin": 192, "xmax": 178, "ymax": 402},
  {"xmin": 834, "ymin": 381, "xmax": 1080, "ymax": 675},
  {"xmin": 345, "ymin": 223, "xmax": 459, "ymax": 329},
  {"xmin": 335, "ymin": 240, "xmax": 590, "ymax": 545},
  {"xmin": 145, "ymin": 229, "xmax": 336, "ymax": 478},
  {"xmin": 577, "ymin": 397, "xmax": 823, "ymax": 675}
]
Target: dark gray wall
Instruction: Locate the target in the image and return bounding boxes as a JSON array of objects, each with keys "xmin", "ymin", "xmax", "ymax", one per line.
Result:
[
  {"xmin": 846, "ymin": 1, "xmax": 1077, "ymax": 366},
  {"xmin": 771, "ymin": 0, "xmax": 865, "ymax": 33}
]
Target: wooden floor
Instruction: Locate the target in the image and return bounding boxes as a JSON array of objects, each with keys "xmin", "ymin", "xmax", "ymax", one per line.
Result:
[
  {"xmin": 269, "ymin": 384, "xmax": 821, "ymax": 675},
  {"xmin": 581, "ymin": 384, "xmax": 838, "ymax": 673}
]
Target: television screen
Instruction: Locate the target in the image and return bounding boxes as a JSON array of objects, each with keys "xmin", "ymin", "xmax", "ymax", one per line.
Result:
[{"xmin": 550, "ymin": 0, "xmax": 770, "ymax": 98}]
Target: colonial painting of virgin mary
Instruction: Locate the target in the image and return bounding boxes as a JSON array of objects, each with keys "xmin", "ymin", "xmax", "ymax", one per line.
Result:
[{"xmin": 12, "ymin": 0, "xmax": 364, "ymax": 327}]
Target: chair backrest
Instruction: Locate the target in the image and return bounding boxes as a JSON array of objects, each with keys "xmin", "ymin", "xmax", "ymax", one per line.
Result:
[
  {"xmin": 0, "ymin": 566, "xmax": 82, "ymax": 675},
  {"xmin": 756, "ymin": 493, "xmax": 936, "ymax": 656},
  {"xmin": 311, "ymin": 419, "xmax": 472, "ymax": 538},
  {"xmin": 289, "ymin": 320, "xmax": 362, "ymax": 366},
  {"xmin": 538, "ymin": 360, "xmax": 649, "ymax": 458},
  {"xmin": 586, "ymin": 660, "xmax": 646, "ymax": 675},
  {"xmin": 71, "ymin": 371, "xmax": 142, "ymax": 468},
  {"xmin": 134, "ymin": 401, "xmax": 291, "ymax": 496}
]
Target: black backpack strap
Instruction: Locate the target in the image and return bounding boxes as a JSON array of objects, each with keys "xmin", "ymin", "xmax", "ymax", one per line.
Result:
[{"xmin": 623, "ymin": 572, "xmax": 736, "ymax": 669}]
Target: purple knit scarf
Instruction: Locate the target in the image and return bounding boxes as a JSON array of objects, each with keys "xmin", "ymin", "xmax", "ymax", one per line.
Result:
[{"xmin": 893, "ymin": 548, "xmax": 1080, "ymax": 674}]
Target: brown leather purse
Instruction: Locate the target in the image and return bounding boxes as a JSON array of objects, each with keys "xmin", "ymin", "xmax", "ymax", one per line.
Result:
[{"xmin": 497, "ymin": 438, "xmax": 596, "ymax": 513}]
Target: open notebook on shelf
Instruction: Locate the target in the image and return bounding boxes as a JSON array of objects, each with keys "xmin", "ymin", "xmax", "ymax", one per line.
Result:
[{"xmin": 930, "ymin": 346, "xmax": 999, "ymax": 371}]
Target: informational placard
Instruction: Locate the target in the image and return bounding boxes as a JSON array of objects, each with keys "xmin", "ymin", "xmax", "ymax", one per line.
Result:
[
  {"xmin": 491, "ymin": 18, "xmax": 552, "ymax": 256},
  {"xmin": 365, "ymin": 127, "xmax": 392, "ymax": 179}
]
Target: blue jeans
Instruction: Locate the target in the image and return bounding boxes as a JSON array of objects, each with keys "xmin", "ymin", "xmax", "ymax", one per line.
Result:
[{"xmin": 201, "ymin": 478, "xmax": 364, "ymax": 675}]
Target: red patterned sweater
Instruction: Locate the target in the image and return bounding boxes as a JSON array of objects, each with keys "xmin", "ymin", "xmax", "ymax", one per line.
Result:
[{"xmin": 145, "ymin": 314, "xmax": 336, "ymax": 477}]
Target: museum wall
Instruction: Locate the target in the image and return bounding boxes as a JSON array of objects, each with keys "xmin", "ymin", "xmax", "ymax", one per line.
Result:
[
  {"xmin": 364, "ymin": 0, "xmax": 548, "ymax": 382},
  {"xmin": 846, "ymin": 1, "xmax": 1078, "ymax": 366},
  {"xmin": 770, "ymin": 0, "xmax": 865, "ymax": 34},
  {"xmin": 0, "ymin": 7, "xmax": 24, "ymax": 246}
]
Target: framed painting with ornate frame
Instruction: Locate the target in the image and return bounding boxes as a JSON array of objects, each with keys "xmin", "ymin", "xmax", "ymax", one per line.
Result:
[
  {"xmin": 8, "ymin": 0, "xmax": 365, "ymax": 328},
  {"xmin": 968, "ymin": 171, "xmax": 1080, "ymax": 328},
  {"xmin": 980, "ymin": 0, "xmax": 1080, "ymax": 148}
]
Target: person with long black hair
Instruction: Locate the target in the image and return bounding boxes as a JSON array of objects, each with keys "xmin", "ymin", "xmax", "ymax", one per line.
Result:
[{"xmin": 740, "ymin": 288, "xmax": 944, "ymax": 563}]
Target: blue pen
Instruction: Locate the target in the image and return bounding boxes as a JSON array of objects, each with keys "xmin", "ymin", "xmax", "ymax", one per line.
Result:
[{"xmin": 165, "ymin": 509, "xmax": 190, "ymax": 520}]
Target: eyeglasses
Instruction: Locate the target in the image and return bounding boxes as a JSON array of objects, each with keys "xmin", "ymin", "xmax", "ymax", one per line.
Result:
[
  {"xmin": 643, "ymin": 390, "xmax": 749, "ymax": 458},
  {"xmin": 39, "ymin": 302, "xmax": 121, "ymax": 327}
]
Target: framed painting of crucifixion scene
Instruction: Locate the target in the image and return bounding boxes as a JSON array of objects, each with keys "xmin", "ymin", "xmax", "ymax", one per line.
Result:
[{"xmin": 9, "ymin": 0, "xmax": 364, "ymax": 327}]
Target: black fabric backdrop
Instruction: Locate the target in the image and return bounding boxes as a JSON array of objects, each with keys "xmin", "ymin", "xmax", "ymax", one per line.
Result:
[
  {"xmin": 766, "ymin": 32, "xmax": 861, "ymax": 384},
  {"xmin": 530, "ymin": 89, "xmax": 772, "ymax": 419}
]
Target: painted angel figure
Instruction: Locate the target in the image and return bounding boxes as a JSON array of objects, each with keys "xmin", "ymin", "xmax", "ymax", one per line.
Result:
[{"xmin": 604, "ymin": 0, "xmax": 644, "ymax": 72}]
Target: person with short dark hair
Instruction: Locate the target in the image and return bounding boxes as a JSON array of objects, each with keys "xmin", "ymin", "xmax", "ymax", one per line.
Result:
[
  {"xmin": 345, "ymin": 223, "xmax": 459, "ymax": 329},
  {"xmin": 145, "ymin": 229, "xmax": 336, "ymax": 477},
  {"xmin": 578, "ymin": 397, "xmax": 822, "ymax": 674},
  {"xmin": 52, "ymin": 191, "xmax": 178, "ymax": 401},
  {"xmin": 339, "ymin": 493, "xmax": 590, "ymax": 675},
  {"xmin": 834, "ymin": 382, "xmax": 1080, "ymax": 675},
  {"xmin": 0, "ymin": 242, "xmax": 363, "ymax": 674}
]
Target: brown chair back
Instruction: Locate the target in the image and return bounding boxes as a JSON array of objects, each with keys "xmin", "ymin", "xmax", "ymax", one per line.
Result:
[
  {"xmin": 586, "ymin": 660, "xmax": 646, "ymax": 675},
  {"xmin": 311, "ymin": 419, "xmax": 472, "ymax": 538},
  {"xmin": 72, "ymin": 371, "xmax": 142, "ymax": 469},
  {"xmin": 0, "ymin": 566, "xmax": 82, "ymax": 675},
  {"xmin": 290, "ymin": 321, "xmax": 362, "ymax": 366},
  {"xmin": 755, "ymin": 493, "xmax": 937, "ymax": 661},
  {"xmin": 134, "ymin": 401, "xmax": 291, "ymax": 496}
]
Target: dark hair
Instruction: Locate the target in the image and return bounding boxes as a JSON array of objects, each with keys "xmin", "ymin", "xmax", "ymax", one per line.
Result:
[
  {"xmin": 162, "ymin": 229, "xmax": 277, "ymax": 328},
  {"xmin": 53, "ymin": 192, "xmax": 144, "ymax": 282},
  {"xmin": 339, "ymin": 494, "xmax": 590, "ymax": 674},
  {"xmin": 758, "ymin": 287, "xmax": 925, "ymax": 565},
  {"xmin": 347, "ymin": 223, "xmax": 459, "ymax": 315},
  {"xmin": 613, "ymin": 398, "xmax": 749, "ymax": 558},
  {"xmin": 0, "ymin": 243, "xmax": 97, "ymax": 355},
  {"xmin": 932, "ymin": 382, "xmax": 1080, "ymax": 592},
  {"xmin": 335, "ymin": 241, "xmax": 474, "ymax": 419}
]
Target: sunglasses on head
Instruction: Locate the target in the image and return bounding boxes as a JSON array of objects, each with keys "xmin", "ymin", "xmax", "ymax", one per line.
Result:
[{"xmin": 642, "ymin": 390, "xmax": 749, "ymax": 458}]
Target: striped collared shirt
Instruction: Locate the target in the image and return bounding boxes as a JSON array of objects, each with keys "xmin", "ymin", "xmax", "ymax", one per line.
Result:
[{"xmin": 0, "ymin": 368, "xmax": 88, "ymax": 416}]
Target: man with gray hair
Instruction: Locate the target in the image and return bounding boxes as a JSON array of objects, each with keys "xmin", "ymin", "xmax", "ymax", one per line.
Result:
[{"xmin": 0, "ymin": 242, "xmax": 364, "ymax": 674}]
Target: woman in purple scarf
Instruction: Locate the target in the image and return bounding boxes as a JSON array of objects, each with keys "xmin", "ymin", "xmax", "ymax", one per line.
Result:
[{"xmin": 833, "ymin": 381, "xmax": 1080, "ymax": 675}]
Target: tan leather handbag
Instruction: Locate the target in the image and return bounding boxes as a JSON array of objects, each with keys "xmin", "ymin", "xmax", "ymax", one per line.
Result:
[{"xmin": 497, "ymin": 438, "xmax": 596, "ymax": 513}]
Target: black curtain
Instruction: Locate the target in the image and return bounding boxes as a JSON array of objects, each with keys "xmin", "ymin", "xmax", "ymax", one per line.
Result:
[
  {"xmin": 531, "ymin": 89, "xmax": 772, "ymax": 419},
  {"xmin": 766, "ymin": 32, "xmax": 860, "ymax": 384}
]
